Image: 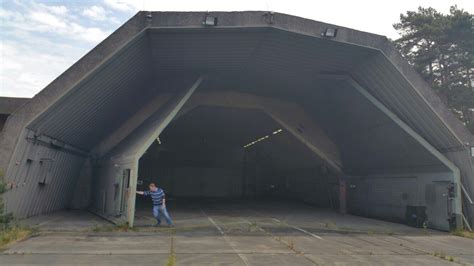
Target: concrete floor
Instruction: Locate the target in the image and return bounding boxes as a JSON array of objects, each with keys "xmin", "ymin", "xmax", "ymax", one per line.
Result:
[{"xmin": 2, "ymin": 199, "xmax": 473, "ymax": 265}]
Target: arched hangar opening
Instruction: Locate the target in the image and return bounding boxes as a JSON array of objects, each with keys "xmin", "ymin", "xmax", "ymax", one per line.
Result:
[{"xmin": 2, "ymin": 14, "xmax": 467, "ymax": 231}]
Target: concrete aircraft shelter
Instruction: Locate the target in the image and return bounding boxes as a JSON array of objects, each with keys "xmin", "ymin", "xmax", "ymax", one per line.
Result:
[{"xmin": 0, "ymin": 11, "xmax": 473, "ymax": 231}]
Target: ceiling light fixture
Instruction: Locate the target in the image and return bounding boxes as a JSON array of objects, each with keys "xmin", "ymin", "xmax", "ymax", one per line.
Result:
[
  {"xmin": 203, "ymin": 15, "xmax": 218, "ymax": 26},
  {"xmin": 321, "ymin": 28, "xmax": 338, "ymax": 38},
  {"xmin": 272, "ymin": 129, "xmax": 283, "ymax": 135},
  {"xmin": 243, "ymin": 128, "xmax": 283, "ymax": 148}
]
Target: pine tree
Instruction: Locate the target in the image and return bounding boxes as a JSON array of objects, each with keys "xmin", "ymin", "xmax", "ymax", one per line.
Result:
[{"xmin": 393, "ymin": 6, "xmax": 474, "ymax": 133}]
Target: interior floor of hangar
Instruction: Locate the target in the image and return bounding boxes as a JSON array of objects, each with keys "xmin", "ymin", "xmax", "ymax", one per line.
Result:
[
  {"xmin": 133, "ymin": 198, "xmax": 426, "ymax": 235},
  {"xmin": 20, "ymin": 199, "xmax": 431, "ymax": 234},
  {"xmin": 9, "ymin": 199, "xmax": 474, "ymax": 265}
]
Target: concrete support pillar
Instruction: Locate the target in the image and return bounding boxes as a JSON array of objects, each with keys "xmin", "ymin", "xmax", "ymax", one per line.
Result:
[{"xmin": 339, "ymin": 176, "xmax": 347, "ymax": 215}]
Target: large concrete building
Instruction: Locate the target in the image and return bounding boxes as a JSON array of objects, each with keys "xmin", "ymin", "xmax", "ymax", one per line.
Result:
[
  {"xmin": 0, "ymin": 11, "xmax": 473, "ymax": 231},
  {"xmin": 0, "ymin": 97, "xmax": 29, "ymax": 132}
]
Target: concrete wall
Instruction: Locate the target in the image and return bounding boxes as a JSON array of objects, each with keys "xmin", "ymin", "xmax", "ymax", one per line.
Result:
[
  {"xmin": 0, "ymin": 97, "xmax": 29, "ymax": 115},
  {"xmin": 70, "ymin": 159, "xmax": 93, "ymax": 209},
  {"xmin": 348, "ymin": 172, "xmax": 455, "ymax": 231},
  {"xmin": 4, "ymin": 129, "xmax": 85, "ymax": 218},
  {"xmin": 0, "ymin": 114, "xmax": 8, "ymax": 132},
  {"xmin": 181, "ymin": 91, "xmax": 343, "ymax": 173},
  {"xmin": 88, "ymin": 78, "xmax": 202, "ymax": 226},
  {"xmin": 138, "ymin": 139, "xmax": 338, "ymax": 206},
  {"xmin": 283, "ymin": 168, "xmax": 338, "ymax": 208},
  {"xmin": 138, "ymin": 144, "xmax": 244, "ymax": 198},
  {"xmin": 158, "ymin": 167, "xmax": 242, "ymax": 198},
  {"xmin": 90, "ymin": 160, "xmax": 134, "ymax": 223},
  {"xmin": 139, "ymin": 161, "xmax": 338, "ymax": 208}
]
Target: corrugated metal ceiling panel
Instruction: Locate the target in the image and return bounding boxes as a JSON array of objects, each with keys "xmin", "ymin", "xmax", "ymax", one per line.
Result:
[
  {"xmin": 27, "ymin": 34, "xmax": 153, "ymax": 150},
  {"xmin": 25, "ymin": 26, "xmax": 466, "ymax": 164},
  {"xmin": 353, "ymin": 54, "xmax": 462, "ymax": 150}
]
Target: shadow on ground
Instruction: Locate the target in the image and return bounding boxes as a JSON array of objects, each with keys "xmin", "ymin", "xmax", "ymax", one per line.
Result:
[{"xmin": 2, "ymin": 199, "xmax": 473, "ymax": 265}]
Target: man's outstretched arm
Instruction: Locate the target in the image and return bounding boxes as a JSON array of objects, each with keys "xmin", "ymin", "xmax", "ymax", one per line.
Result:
[{"xmin": 136, "ymin": 191, "xmax": 145, "ymax": 195}]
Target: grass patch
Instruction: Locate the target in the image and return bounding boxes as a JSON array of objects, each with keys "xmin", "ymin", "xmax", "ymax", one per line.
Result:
[
  {"xmin": 324, "ymin": 221, "xmax": 337, "ymax": 229},
  {"xmin": 166, "ymin": 235, "xmax": 176, "ymax": 266},
  {"xmin": 433, "ymin": 251, "xmax": 456, "ymax": 262},
  {"xmin": 165, "ymin": 252, "xmax": 176, "ymax": 266},
  {"xmin": 248, "ymin": 221, "xmax": 259, "ymax": 232},
  {"xmin": 287, "ymin": 238, "xmax": 295, "ymax": 251},
  {"xmin": 0, "ymin": 226, "xmax": 34, "ymax": 249},
  {"xmin": 91, "ymin": 223, "xmax": 138, "ymax": 233},
  {"xmin": 452, "ymin": 229, "xmax": 474, "ymax": 239},
  {"xmin": 338, "ymin": 226, "xmax": 355, "ymax": 232}
]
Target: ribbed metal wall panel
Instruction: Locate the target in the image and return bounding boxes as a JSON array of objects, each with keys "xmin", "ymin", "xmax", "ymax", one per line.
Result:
[
  {"xmin": 353, "ymin": 53, "xmax": 473, "ymax": 224},
  {"xmin": 149, "ymin": 28, "xmax": 373, "ymax": 99},
  {"xmin": 300, "ymin": 81, "xmax": 450, "ymax": 174},
  {"xmin": 353, "ymin": 54, "xmax": 461, "ymax": 150},
  {"xmin": 5, "ymin": 32, "xmax": 152, "ymax": 218},
  {"xmin": 27, "ymin": 34, "xmax": 152, "ymax": 150},
  {"xmin": 249, "ymin": 29, "xmax": 372, "ymax": 74},
  {"xmin": 5, "ymin": 130, "xmax": 84, "ymax": 218}
]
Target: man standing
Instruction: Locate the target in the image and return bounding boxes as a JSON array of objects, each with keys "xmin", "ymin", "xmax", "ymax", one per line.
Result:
[{"xmin": 136, "ymin": 183, "xmax": 173, "ymax": 227}]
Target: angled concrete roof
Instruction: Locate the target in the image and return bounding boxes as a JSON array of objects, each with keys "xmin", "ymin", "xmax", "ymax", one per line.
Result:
[
  {"xmin": 1, "ymin": 10, "xmax": 472, "ymax": 191},
  {"xmin": 3, "ymin": 11, "xmax": 471, "ymax": 149},
  {"xmin": 0, "ymin": 97, "xmax": 29, "ymax": 114},
  {"xmin": 1, "ymin": 10, "xmax": 472, "ymax": 228}
]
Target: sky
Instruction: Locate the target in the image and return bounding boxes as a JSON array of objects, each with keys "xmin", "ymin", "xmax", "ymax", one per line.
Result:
[{"xmin": 1, "ymin": 0, "xmax": 473, "ymax": 98}]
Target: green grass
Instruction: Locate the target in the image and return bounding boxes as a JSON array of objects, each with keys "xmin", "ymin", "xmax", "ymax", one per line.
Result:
[
  {"xmin": 165, "ymin": 253, "xmax": 176, "ymax": 266},
  {"xmin": 166, "ymin": 233, "xmax": 176, "ymax": 266},
  {"xmin": 324, "ymin": 221, "xmax": 337, "ymax": 228},
  {"xmin": 91, "ymin": 223, "xmax": 138, "ymax": 233},
  {"xmin": 433, "ymin": 251, "xmax": 456, "ymax": 262},
  {"xmin": 452, "ymin": 229, "xmax": 474, "ymax": 239},
  {"xmin": 248, "ymin": 221, "xmax": 259, "ymax": 232},
  {"xmin": 0, "ymin": 226, "xmax": 34, "ymax": 249}
]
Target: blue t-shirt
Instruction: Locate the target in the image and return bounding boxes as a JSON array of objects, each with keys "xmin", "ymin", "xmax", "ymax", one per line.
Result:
[{"xmin": 143, "ymin": 188, "xmax": 165, "ymax": 206}]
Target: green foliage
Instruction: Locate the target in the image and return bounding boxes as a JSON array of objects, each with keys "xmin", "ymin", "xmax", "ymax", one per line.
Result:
[
  {"xmin": 0, "ymin": 226, "xmax": 34, "ymax": 249},
  {"xmin": 166, "ymin": 236, "xmax": 176, "ymax": 266},
  {"xmin": 0, "ymin": 169, "xmax": 13, "ymax": 231},
  {"xmin": 452, "ymin": 229, "xmax": 474, "ymax": 239},
  {"xmin": 91, "ymin": 223, "xmax": 137, "ymax": 232},
  {"xmin": 433, "ymin": 251, "xmax": 457, "ymax": 262},
  {"xmin": 393, "ymin": 6, "xmax": 474, "ymax": 133},
  {"xmin": 165, "ymin": 253, "xmax": 176, "ymax": 266},
  {"xmin": 0, "ymin": 169, "xmax": 32, "ymax": 248}
]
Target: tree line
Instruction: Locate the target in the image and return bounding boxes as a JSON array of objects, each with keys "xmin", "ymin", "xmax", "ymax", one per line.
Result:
[{"xmin": 393, "ymin": 6, "xmax": 473, "ymax": 134}]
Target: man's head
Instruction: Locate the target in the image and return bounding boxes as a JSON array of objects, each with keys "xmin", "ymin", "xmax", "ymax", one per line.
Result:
[{"xmin": 149, "ymin": 183, "xmax": 158, "ymax": 191}]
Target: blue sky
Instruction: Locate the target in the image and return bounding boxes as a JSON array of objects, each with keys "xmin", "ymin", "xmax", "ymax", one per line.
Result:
[{"xmin": 1, "ymin": 0, "xmax": 473, "ymax": 97}]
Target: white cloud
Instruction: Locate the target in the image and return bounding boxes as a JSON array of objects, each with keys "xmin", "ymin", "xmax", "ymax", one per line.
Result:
[
  {"xmin": 38, "ymin": 4, "xmax": 69, "ymax": 16},
  {"xmin": 1, "ymin": 3, "xmax": 110, "ymax": 44},
  {"xmin": 70, "ymin": 23, "xmax": 109, "ymax": 43},
  {"xmin": 2, "ymin": 0, "xmax": 473, "ymax": 98},
  {"xmin": 30, "ymin": 11, "xmax": 68, "ymax": 29},
  {"xmin": 0, "ymin": 1, "xmax": 114, "ymax": 97},
  {"xmin": 103, "ymin": 0, "xmax": 140, "ymax": 12},
  {"xmin": 0, "ymin": 40, "xmax": 84, "ymax": 97},
  {"xmin": 82, "ymin": 5, "xmax": 107, "ymax": 21}
]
